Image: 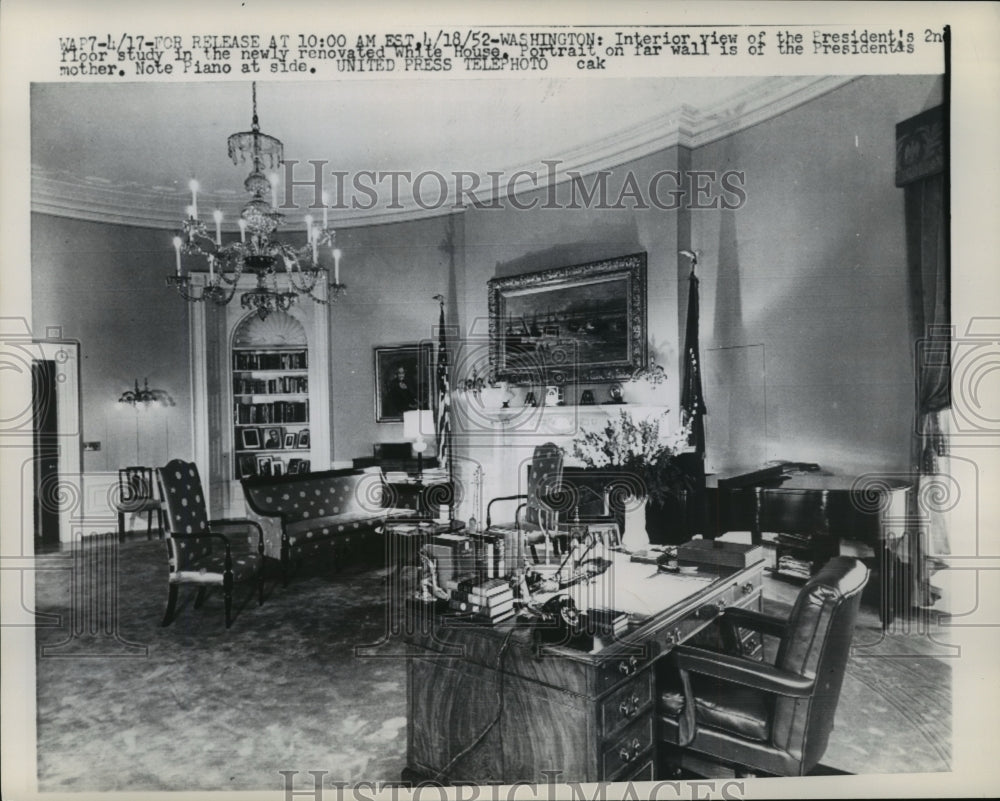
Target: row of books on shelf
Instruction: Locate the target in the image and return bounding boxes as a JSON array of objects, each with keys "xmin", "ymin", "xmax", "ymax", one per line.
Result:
[
  {"xmin": 235, "ymin": 400, "xmax": 309, "ymax": 424},
  {"xmin": 233, "ymin": 375, "xmax": 308, "ymax": 395},
  {"xmin": 233, "ymin": 351, "xmax": 307, "ymax": 371}
]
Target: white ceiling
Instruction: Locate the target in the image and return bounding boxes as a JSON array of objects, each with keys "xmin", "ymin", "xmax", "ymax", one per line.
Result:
[{"xmin": 31, "ymin": 76, "xmax": 852, "ymax": 228}]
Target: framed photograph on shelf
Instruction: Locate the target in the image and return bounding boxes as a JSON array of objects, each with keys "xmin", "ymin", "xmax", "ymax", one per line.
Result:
[
  {"xmin": 262, "ymin": 426, "xmax": 284, "ymax": 450},
  {"xmin": 287, "ymin": 458, "xmax": 302, "ymax": 475},
  {"xmin": 373, "ymin": 342, "xmax": 434, "ymax": 423},
  {"xmin": 256, "ymin": 455, "xmax": 273, "ymax": 477},
  {"xmin": 283, "ymin": 432, "xmax": 296, "ymax": 449},
  {"xmin": 488, "ymin": 252, "xmax": 647, "ymax": 383},
  {"xmin": 271, "ymin": 458, "xmax": 284, "ymax": 477},
  {"xmin": 241, "ymin": 428, "xmax": 261, "ymax": 450},
  {"xmin": 237, "ymin": 454, "xmax": 258, "ymax": 479},
  {"xmin": 296, "ymin": 428, "xmax": 310, "ymax": 449}
]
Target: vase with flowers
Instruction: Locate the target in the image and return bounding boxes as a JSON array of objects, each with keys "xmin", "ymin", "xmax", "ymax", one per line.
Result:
[
  {"xmin": 570, "ymin": 408, "xmax": 691, "ymax": 551},
  {"xmin": 621, "ymin": 362, "xmax": 668, "ymax": 406}
]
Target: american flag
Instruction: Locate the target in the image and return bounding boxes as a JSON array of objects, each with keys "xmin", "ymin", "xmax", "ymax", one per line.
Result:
[
  {"xmin": 681, "ymin": 269, "xmax": 707, "ymax": 456},
  {"xmin": 435, "ymin": 301, "xmax": 451, "ymax": 467}
]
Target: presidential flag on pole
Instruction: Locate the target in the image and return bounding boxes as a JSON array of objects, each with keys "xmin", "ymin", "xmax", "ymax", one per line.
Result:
[
  {"xmin": 435, "ymin": 300, "xmax": 452, "ymax": 468},
  {"xmin": 681, "ymin": 268, "xmax": 707, "ymax": 456}
]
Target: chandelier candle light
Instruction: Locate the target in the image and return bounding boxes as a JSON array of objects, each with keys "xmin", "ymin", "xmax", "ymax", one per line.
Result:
[{"xmin": 167, "ymin": 82, "xmax": 345, "ymax": 320}]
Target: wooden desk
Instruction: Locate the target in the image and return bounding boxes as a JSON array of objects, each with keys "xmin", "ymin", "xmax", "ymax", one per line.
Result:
[{"xmin": 403, "ymin": 555, "xmax": 764, "ymax": 784}]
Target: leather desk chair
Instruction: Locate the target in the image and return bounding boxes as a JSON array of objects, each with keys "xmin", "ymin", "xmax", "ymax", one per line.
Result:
[{"xmin": 658, "ymin": 556, "xmax": 870, "ymax": 777}]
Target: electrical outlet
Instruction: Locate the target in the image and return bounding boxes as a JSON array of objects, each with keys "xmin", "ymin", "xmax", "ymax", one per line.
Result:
[{"xmin": 83, "ymin": 441, "xmax": 101, "ymax": 452}]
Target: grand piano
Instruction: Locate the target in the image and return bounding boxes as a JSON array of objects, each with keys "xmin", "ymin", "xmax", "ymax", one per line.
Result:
[
  {"xmin": 563, "ymin": 460, "xmax": 910, "ymax": 628},
  {"xmin": 706, "ymin": 463, "xmax": 911, "ymax": 628}
]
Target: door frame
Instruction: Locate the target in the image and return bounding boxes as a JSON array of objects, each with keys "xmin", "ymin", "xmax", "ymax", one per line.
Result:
[{"xmin": 32, "ymin": 340, "xmax": 81, "ymax": 545}]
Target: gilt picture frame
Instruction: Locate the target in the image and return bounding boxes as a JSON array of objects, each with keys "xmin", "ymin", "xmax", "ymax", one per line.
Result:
[
  {"xmin": 374, "ymin": 342, "xmax": 434, "ymax": 423},
  {"xmin": 488, "ymin": 253, "xmax": 647, "ymax": 384}
]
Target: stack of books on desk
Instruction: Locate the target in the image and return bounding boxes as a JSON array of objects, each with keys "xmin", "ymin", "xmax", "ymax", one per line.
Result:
[{"xmin": 448, "ymin": 577, "xmax": 515, "ymax": 623}]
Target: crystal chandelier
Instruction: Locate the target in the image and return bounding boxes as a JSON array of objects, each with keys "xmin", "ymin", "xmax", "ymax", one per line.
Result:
[{"xmin": 167, "ymin": 82, "xmax": 345, "ymax": 320}]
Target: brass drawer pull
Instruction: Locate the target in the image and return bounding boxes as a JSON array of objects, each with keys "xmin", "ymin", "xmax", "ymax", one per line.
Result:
[
  {"xmin": 618, "ymin": 694, "xmax": 640, "ymax": 719},
  {"xmin": 618, "ymin": 737, "xmax": 643, "ymax": 763},
  {"xmin": 742, "ymin": 581, "xmax": 756, "ymax": 595},
  {"xmin": 617, "ymin": 656, "xmax": 639, "ymax": 676}
]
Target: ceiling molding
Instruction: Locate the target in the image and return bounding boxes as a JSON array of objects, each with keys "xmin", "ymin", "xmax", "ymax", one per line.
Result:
[{"xmin": 32, "ymin": 76, "xmax": 856, "ymax": 230}]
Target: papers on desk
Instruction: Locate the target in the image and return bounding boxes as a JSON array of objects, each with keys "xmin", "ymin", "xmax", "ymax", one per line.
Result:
[{"xmin": 559, "ymin": 554, "xmax": 713, "ymax": 619}]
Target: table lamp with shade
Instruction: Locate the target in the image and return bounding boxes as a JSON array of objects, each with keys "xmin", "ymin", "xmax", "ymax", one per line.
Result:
[{"xmin": 403, "ymin": 409, "xmax": 435, "ymax": 481}]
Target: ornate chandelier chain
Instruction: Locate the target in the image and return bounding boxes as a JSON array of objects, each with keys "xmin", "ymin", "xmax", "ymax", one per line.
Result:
[{"xmin": 167, "ymin": 82, "xmax": 345, "ymax": 320}]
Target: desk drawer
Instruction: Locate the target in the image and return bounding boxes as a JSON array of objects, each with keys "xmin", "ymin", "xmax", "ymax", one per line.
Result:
[
  {"xmin": 599, "ymin": 671, "xmax": 652, "ymax": 738},
  {"xmin": 596, "ymin": 651, "xmax": 649, "ymax": 694},
  {"xmin": 601, "ymin": 716, "xmax": 653, "ymax": 779}
]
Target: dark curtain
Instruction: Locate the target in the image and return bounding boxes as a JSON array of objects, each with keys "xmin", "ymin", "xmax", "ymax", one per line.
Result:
[{"xmin": 898, "ymin": 105, "xmax": 950, "ymax": 608}]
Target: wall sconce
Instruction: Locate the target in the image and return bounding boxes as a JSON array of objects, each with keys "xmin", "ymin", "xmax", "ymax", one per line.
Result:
[{"xmin": 118, "ymin": 378, "xmax": 175, "ymax": 409}]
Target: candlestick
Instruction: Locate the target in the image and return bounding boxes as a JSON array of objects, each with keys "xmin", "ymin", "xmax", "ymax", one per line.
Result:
[
  {"xmin": 321, "ymin": 191, "xmax": 329, "ymax": 228},
  {"xmin": 188, "ymin": 179, "xmax": 199, "ymax": 218},
  {"xmin": 304, "ymin": 214, "xmax": 314, "ymax": 244},
  {"xmin": 213, "ymin": 209, "xmax": 223, "ymax": 246},
  {"xmin": 312, "ymin": 226, "xmax": 318, "ymax": 263},
  {"xmin": 333, "ymin": 248, "xmax": 342, "ymax": 284},
  {"xmin": 269, "ymin": 172, "xmax": 279, "ymax": 208},
  {"xmin": 172, "ymin": 236, "xmax": 183, "ymax": 275},
  {"xmin": 238, "ymin": 219, "xmax": 247, "ymax": 243},
  {"xmin": 208, "ymin": 254, "xmax": 215, "ymax": 281}
]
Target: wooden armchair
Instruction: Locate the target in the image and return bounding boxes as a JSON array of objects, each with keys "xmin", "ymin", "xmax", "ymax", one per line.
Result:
[
  {"xmin": 485, "ymin": 442, "xmax": 565, "ymax": 565},
  {"xmin": 155, "ymin": 459, "xmax": 264, "ymax": 628},
  {"xmin": 115, "ymin": 466, "xmax": 163, "ymax": 542}
]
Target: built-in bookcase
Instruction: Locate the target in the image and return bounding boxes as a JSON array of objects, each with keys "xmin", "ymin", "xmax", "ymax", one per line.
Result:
[{"xmin": 232, "ymin": 346, "xmax": 312, "ymax": 480}]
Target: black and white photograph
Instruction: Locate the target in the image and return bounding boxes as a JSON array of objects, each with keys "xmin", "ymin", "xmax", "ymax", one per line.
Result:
[{"xmin": 1, "ymin": 2, "xmax": 999, "ymax": 800}]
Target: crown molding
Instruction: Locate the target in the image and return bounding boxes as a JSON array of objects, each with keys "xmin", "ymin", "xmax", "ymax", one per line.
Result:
[{"xmin": 32, "ymin": 76, "xmax": 855, "ymax": 230}]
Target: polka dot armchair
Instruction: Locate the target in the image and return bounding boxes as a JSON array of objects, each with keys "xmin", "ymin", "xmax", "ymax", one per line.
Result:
[{"xmin": 155, "ymin": 459, "xmax": 265, "ymax": 628}]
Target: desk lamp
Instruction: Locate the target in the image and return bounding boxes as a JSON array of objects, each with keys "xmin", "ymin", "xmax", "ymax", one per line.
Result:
[{"xmin": 403, "ymin": 409, "xmax": 435, "ymax": 482}]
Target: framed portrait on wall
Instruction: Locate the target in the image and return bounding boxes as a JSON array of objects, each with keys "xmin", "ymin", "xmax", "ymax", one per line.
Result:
[{"xmin": 373, "ymin": 342, "xmax": 434, "ymax": 423}]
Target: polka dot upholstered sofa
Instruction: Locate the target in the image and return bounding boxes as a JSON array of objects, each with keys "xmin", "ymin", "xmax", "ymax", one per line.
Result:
[{"xmin": 241, "ymin": 468, "xmax": 410, "ymax": 580}]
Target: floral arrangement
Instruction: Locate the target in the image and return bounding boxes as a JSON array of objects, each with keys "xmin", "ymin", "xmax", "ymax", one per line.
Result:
[
  {"xmin": 570, "ymin": 409, "xmax": 691, "ymax": 502},
  {"xmin": 461, "ymin": 367, "xmax": 498, "ymax": 395},
  {"xmin": 628, "ymin": 362, "xmax": 668, "ymax": 386}
]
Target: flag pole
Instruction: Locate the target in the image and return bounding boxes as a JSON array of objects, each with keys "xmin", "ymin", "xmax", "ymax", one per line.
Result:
[{"xmin": 433, "ymin": 293, "xmax": 454, "ymax": 523}]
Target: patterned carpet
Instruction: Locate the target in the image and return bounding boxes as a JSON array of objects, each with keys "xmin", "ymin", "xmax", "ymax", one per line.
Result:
[{"xmin": 31, "ymin": 536, "xmax": 951, "ymax": 791}]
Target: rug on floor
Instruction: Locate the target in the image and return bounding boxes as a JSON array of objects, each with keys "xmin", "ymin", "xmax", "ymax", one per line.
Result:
[{"xmin": 32, "ymin": 537, "xmax": 951, "ymax": 791}]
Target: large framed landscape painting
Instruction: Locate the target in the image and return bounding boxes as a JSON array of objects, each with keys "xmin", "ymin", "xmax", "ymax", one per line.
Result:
[{"xmin": 488, "ymin": 253, "xmax": 647, "ymax": 384}]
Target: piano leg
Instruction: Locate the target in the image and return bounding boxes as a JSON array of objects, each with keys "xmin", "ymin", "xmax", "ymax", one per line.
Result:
[{"xmin": 879, "ymin": 540, "xmax": 896, "ymax": 629}]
